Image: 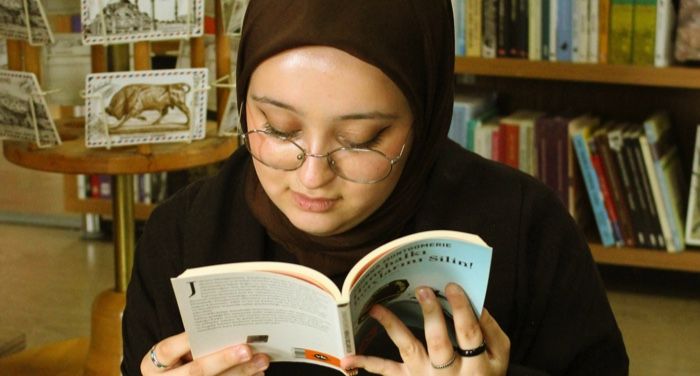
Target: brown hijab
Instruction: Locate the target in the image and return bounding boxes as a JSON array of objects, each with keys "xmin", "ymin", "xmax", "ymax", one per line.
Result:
[{"xmin": 237, "ymin": 0, "xmax": 455, "ymax": 276}]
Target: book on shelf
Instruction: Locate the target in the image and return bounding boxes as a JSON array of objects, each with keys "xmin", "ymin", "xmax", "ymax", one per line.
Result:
[
  {"xmin": 599, "ymin": 0, "xmax": 612, "ymax": 63},
  {"xmin": 588, "ymin": 0, "xmax": 600, "ymax": 63},
  {"xmin": 483, "ymin": 0, "xmax": 499, "ymax": 57},
  {"xmin": 570, "ymin": 115, "xmax": 617, "ymax": 247},
  {"xmin": 467, "ymin": 0, "xmax": 484, "ymax": 57},
  {"xmin": 530, "ymin": 0, "xmax": 544, "ymax": 60},
  {"xmin": 448, "ymin": 94, "xmax": 495, "ymax": 149},
  {"xmin": 556, "ymin": 0, "xmax": 573, "ymax": 61},
  {"xmin": 588, "ymin": 128, "xmax": 625, "ymax": 245},
  {"xmin": 624, "ymin": 125, "xmax": 666, "ymax": 249},
  {"xmin": 609, "ymin": 0, "xmax": 635, "ymax": 64},
  {"xmin": 606, "ymin": 124, "xmax": 642, "ymax": 247},
  {"xmin": 632, "ymin": 0, "xmax": 657, "ymax": 65},
  {"xmin": 684, "ymin": 125, "xmax": 700, "ymax": 246},
  {"xmin": 640, "ymin": 112, "xmax": 687, "ymax": 252},
  {"xmin": 571, "ymin": 0, "xmax": 590, "ymax": 62},
  {"xmin": 655, "ymin": 0, "xmax": 676, "ymax": 66},
  {"xmin": 171, "ymin": 230, "xmax": 492, "ymax": 374}
]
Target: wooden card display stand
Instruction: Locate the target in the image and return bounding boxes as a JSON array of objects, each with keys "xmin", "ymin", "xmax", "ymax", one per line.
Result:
[{"xmin": 1, "ymin": 3, "xmax": 234, "ymax": 373}]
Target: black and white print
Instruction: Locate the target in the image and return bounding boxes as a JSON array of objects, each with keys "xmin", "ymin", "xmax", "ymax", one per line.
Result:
[
  {"xmin": 0, "ymin": 70, "xmax": 60, "ymax": 147},
  {"xmin": 81, "ymin": 0, "xmax": 204, "ymax": 45},
  {"xmin": 0, "ymin": 0, "xmax": 53, "ymax": 44},
  {"xmin": 85, "ymin": 68, "xmax": 208, "ymax": 148}
]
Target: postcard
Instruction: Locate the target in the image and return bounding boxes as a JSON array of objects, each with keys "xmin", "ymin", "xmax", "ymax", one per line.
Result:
[
  {"xmin": 0, "ymin": 0, "xmax": 54, "ymax": 45},
  {"xmin": 225, "ymin": 0, "xmax": 249, "ymax": 36},
  {"xmin": 43, "ymin": 33, "xmax": 92, "ymax": 106},
  {"xmin": 0, "ymin": 70, "xmax": 61, "ymax": 147},
  {"xmin": 84, "ymin": 68, "xmax": 209, "ymax": 148},
  {"xmin": 81, "ymin": 0, "xmax": 204, "ymax": 45}
]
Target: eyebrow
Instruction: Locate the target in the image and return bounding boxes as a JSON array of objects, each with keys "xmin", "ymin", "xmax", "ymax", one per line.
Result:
[{"xmin": 251, "ymin": 95, "xmax": 399, "ymax": 121}]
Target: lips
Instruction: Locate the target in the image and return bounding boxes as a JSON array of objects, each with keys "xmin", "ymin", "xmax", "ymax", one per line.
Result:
[{"xmin": 292, "ymin": 192, "xmax": 338, "ymax": 212}]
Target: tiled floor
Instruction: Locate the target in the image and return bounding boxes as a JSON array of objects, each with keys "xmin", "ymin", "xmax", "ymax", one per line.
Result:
[{"xmin": 1, "ymin": 222, "xmax": 699, "ymax": 375}]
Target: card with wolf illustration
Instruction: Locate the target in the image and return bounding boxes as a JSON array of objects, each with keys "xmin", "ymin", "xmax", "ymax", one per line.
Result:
[
  {"xmin": 81, "ymin": 0, "xmax": 204, "ymax": 45},
  {"xmin": 85, "ymin": 68, "xmax": 208, "ymax": 148},
  {"xmin": 0, "ymin": 70, "xmax": 61, "ymax": 147},
  {"xmin": 0, "ymin": 0, "xmax": 54, "ymax": 45}
]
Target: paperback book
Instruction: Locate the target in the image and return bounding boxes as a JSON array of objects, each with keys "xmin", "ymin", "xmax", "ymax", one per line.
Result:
[{"xmin": 171, "ymin": 230, "xmax": 492, "ymax": 374}]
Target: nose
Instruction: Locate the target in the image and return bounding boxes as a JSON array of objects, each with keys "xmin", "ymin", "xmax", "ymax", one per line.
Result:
[{"xmin": 297, "ymin": 152, "xmax": 336, "ymax": 189}]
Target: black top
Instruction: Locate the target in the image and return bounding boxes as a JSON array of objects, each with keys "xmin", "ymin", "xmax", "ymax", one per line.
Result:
[{"xmin": 121, "ymin": 142, "xmax": 628, "ymax": 375}]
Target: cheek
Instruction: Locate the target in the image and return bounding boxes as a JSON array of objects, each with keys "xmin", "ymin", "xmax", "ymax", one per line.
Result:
[{"xmin": 253, "ymin": 161, "xmax": 289, "ymax": 195}]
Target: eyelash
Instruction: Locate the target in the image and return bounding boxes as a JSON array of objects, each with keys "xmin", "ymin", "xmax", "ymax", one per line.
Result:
[{"xmin": 262, "ymin": 122, "xmax": 387, "ymax": 149}]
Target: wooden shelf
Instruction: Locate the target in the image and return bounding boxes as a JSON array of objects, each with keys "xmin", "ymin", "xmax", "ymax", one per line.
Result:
[
  {"xmin": 590, "ymin": 244, "xmax": 700, "ymax": 273},
  {"xmin": 455, "ymin": 57, "xmax": 700, "ymax": 89},
  {"xmin": 63, "ymin": 177, "xmax": 154, "ymax": 220}
]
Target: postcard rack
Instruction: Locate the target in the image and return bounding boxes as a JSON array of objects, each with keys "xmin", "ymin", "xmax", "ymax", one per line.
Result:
[{"xmin": 1, "ymin": 1, "xmax": 235, "ymax": 374}]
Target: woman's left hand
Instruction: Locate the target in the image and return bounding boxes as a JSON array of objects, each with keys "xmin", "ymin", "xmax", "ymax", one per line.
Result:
[{"xmin": 341, "ymin": 283, "xmax": 510, "ymax": 375}]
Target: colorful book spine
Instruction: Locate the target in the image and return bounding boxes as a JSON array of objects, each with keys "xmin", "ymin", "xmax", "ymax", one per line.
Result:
[
  {"xmin": 609, "ymin": 125, "xmax": 646, "ymax": 247},
  {"xmin": 556, "ymin": 0, "xmax": 573, "ymax": 61},
  {"xmin": 500, "ymin": 121, "xmax": 521, "ymax": 169},
  {"xmin": 632, "ymin": 0, "xmax": 657, "ymax": 65},
  {"xmin": 598, "ymin": 0, "xmax": 611, "ymax": 63},
  {"xmin": 571, "ymin": 123, "xmax": 616, "ymax": 246},
  {"xmin": 589, "ymin": 137, "xmax": 625, "ymax": 245},
  {"xmin": 643, "ymin": 113, "xmax": 686, "ymax": 252},
  {"xmin": 609, "ymin": 0, "xmax": 634, "ymax": 64},
  {"xmin": 454, "ymin": 0, "xmax": 467, "ymax": 55},
  {"xmin": 467, "ymin": 0, "xmax": 484, "ymax": 56},
  {"xmin": 629, "ymin": 129, "xmax": 666, "ymax": 249}
]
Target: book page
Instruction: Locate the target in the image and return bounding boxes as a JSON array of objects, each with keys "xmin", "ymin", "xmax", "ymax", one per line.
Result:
[
  {"xmin": 172, "ymin": 271, "xmax": 346, "ymax": 371},
  {"xmin": 343, "ymin": 231, "xmax": 492, "ymax": 350}
]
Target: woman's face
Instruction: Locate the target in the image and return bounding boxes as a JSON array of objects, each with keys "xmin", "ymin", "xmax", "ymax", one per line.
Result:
[{"xmin": 246, "ymin": 46, "xmax": 413, "ymax": 236}]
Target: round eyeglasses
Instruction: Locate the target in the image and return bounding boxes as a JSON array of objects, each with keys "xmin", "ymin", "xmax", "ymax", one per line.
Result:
[{"xmin": 242, "ymin": 129, "xmax": 406, "ymax": 184}]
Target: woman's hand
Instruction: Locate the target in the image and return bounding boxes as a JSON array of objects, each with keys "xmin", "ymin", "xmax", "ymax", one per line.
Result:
[
  {"xmin": 141, "ymin": 332, "xmax": 270, "ymax": 375},
  {"xmin": 341, "ymin": 283, "xmax": 510, "ymax": 375}
]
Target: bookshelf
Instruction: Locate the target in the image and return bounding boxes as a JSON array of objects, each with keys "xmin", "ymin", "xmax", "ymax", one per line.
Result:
[{"xmin": 455, "ymin": 57, "xmax": 700, "ymax": 273}]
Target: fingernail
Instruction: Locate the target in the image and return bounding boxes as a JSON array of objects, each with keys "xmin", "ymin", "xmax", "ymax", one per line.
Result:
[
  {"xmin": 236, "ymin": 345, "xmax": 251, "ymax": 361},
  {"xmin": 417, "ymin": 287, "xmax": 432, "ymax": 302},
  {"xmin": 254, "ymin": 355, "xmax": 269, "ymax": 370}
]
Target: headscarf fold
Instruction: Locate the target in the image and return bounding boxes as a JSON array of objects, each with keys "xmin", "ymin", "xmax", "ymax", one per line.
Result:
[{"xmin": 237, "ymin": 0, "xmax": 455, "ymax": 276}]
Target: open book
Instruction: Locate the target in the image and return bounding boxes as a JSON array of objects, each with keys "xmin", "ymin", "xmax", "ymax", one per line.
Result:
[{"xmin": 171, "ymin": 230, "xmax": 492, "ymax": 374}]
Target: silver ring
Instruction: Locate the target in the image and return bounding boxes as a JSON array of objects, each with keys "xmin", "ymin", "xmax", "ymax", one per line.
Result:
[
  {"xmin": 430, "ymin": 350, "xmax": 457, "ymax": 369},
  {"xmin": 150, "ymin": 344, "xmax": 170, "ymax": 369}
]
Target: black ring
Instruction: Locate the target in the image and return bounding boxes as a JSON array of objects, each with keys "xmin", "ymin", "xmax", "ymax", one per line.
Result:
[{"xmin": 454, "ymin": 340, "xmax": 487, "ymax": 357}]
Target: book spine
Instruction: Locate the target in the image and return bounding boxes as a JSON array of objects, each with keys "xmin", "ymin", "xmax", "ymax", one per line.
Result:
[
  {"xmin": 589, "ymin": 139, "xmax": 625, "ymax": 245},
  {"xmin": 624, "ymin": 134, "xmax": 659, "ymax": 248},
  {"xmin": 644, "ymin": 118, "xmax": 686, "ymax": 251},
  {"xmin": 337, "ymin": 303, "xmax": 355, "ymax": 355},
  {"xmin": 529, "ymin": 0, "xmax": 543, "ymax": 60},
  {"xmin": 610, "ymin": 129, "xmax": 646, "ymax": 247},
  {"xmin": 541, "ymin": 0, "xmax": 551, "ymax": 60},
  {"xmin": 632, "ymin": 0, "xmax": 657, "ymax": 65},
  {"xmin": 685, "ymin": 126, "xmax": 700, "ymax": 246},
  {"xmin": 549, "ymin": 0, "xmax": 559, "ymax": 61},
  {"xmin": 609, "ymin": 0, "xmax": 634, "ymax": 64},
  {"xmin": 572, "ymin": 133, "xmax": 616, "ymax": 246},
  {"xmin": 639, "ymin": 135, "xmax": 676, "ymax": 251},
  {"xmin": 492, "ymin": 127, "xmax": 503, "ymax": 162},
  {"xmin": 572, "ymin": 0, "xmax": 590, "ymax": 62},
  {"xmin": 654, "ymin": 0, "xmax": 675, "ymax": 66},
  {"xmin": 89, "ymin": 175, "xmax": 100, "ymax": 198},
  {"xmin": 556, "ymin": 0, "xmax": 573, "ymax": 61},
  {"xmin": 500, "ymin": 122, "xmax": 520, "ymax": 169},
  {"xmin": 483, "ymin": 0, "xmax": 499, "ymax": 57},
  {"xmin": 468, "ymin": 0, "xmax": 484, "ymax": 56},
  {"xmin": 588, "ymin": 0, "xmax": 600, "ymax": 62},
  {"xmin": 454, "ymin": 0, "xmax": 467, "ymax": 55},
  {"xmin": 76, "ymin": 175, "xmax": 87, "ymax": 200},
  {"xmin": 598, "ymin": 0, "xmax": 611, "ymax": 63},
  {"xmin": 516, "ymin": 0, "xmax": 529, "ymax": 57},
  {"xmin": 598, "ymin": 131, "xmax": 636, "ymax": 246},
  {"xmin": 498, "ymin": 0, "xmax": 512, "ymax": 56}
]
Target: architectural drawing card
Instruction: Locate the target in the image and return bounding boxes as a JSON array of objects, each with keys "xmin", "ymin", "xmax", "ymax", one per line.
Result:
[
  {"xmin": 81, "ymin": 0, "xmax": 204, "ymax": 45},
  {"xmin": 0, "ymin": 70, "xmax": 61, "ymax": 147},
  {"xmin": 0, "ymin": 0, "xmax": 54, "ymax": 44},
  {"xmin": 84, "ymin": 68, "xmax": 208, "ymax": 148}
]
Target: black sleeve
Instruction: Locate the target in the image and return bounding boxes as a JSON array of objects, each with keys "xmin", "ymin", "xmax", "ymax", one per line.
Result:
[
  {"xmin": 121, "ymin": 194, "xmax": 189, "ymax": 375},
  {"xmin": 510, "ymin": 187, "xmax": 629, "ymax": 375}
]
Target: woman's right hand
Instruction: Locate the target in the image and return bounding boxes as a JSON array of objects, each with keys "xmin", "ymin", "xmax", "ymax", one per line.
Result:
[{"xmin": 141, "ymin": 332, "xmax": 270, "ymax": 375}]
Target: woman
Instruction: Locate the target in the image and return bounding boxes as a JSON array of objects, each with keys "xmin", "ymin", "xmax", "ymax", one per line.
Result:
[{"xmin": 121, "ymin": 0, "xmax": 629, "ymax": 375}]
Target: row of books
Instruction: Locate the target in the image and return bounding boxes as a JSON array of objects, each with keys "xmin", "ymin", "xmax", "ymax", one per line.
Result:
[
  {"xmin": 449, "ymin": 96, "xmax": 687, "ymax": 251},
  {"xmin": 451, "ymin": 0, "xmax": 675, "ymax": 66},
  {"xmin": 76, "ymin": 173, "xmax": 168, "ymax": 205}
]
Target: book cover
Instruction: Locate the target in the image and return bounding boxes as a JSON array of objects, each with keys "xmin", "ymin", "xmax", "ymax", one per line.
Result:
[
  {"xmin": 570, "ymin": 115, "xmax": 616, "ymax": 246},
  {"xmin": 171, "ymin": 230, "xmax": 492, "ymax": 374},
  {"xmin": 609, "ymin": 0, "xmax": 634, "ymax": 64},
  {"xmin": 643, "ymin": 112, "xmax": 687, "ymax": 252},
  {"xmin": 632, "ymin": 0, "xmax": 657, "ymax": 65}
]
